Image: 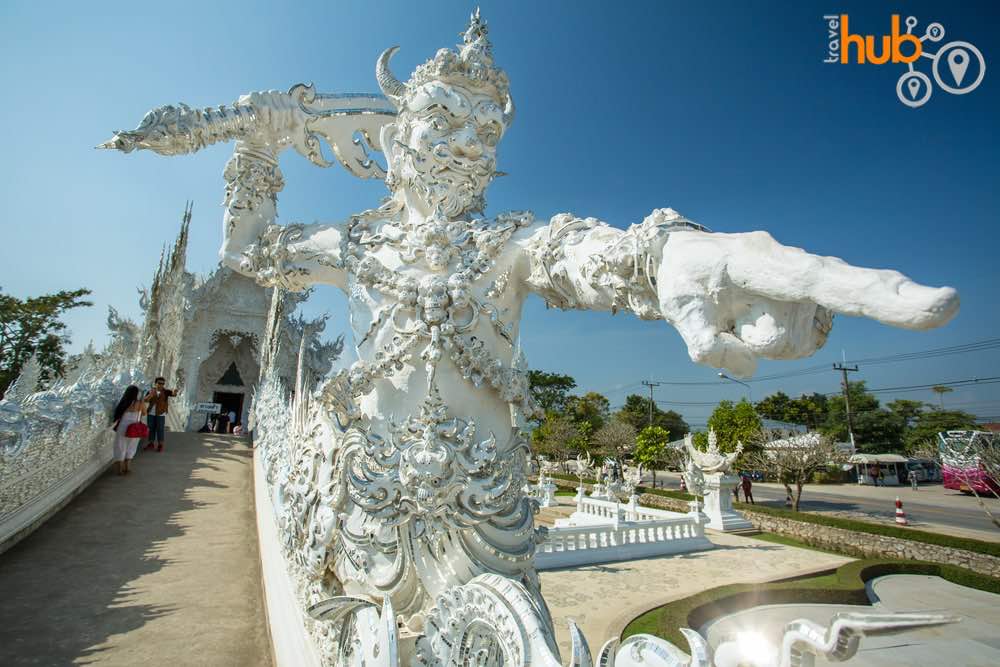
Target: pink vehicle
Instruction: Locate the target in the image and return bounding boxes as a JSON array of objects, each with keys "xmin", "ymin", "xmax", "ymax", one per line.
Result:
[{"xmin": 938, "ymin": 430, "xmax": 1000, "ymax": 495}]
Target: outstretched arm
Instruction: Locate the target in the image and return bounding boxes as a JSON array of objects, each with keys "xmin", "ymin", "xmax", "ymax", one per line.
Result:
[
  {"xmin": 101, "ymin": 86, "xmax": 397, "ymax": 293},
  {"xmin": 219, "ymin": 105, "xmax": 348, "ymax": 292},
  {"xmin": 519, "ymin": 208, "xmax": 958, "ymax": 377}
]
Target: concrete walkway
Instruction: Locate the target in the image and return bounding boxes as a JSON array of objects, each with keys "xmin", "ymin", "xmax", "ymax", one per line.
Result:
[
  {"xmin": 536, "ymin": 499, "xmax": 852, "ymax": 657},
  {"xmin": 0, "ymin": 432, "xmax": 271, "ymax": 666}
]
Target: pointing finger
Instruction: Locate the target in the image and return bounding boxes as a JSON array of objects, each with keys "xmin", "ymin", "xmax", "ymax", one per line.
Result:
[{"xmin": 664, "ymin": 231, "xmax": 959, "ymax": 330}]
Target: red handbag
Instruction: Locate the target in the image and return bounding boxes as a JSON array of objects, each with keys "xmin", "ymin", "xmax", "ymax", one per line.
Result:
[{"xmin": 125, "ymin": 422, "xmax": 149, "ymax": 438}]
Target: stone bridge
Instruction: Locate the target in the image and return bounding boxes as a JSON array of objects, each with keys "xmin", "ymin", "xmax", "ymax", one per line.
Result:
[{"xmin": 0, "ymin": 433, "xmax": 272, "ymax": 666}]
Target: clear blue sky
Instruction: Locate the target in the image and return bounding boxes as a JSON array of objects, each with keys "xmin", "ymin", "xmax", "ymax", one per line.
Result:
[{"xmin": 2, "ymin": 1, "xmax": 998, "ymax": 426}]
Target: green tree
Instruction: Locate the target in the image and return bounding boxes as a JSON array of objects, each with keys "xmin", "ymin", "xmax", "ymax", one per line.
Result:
[
  {"xmin": 565, "ymin": 391, "xmax": 610, "ymax": 436},
  {"xmin": 706, "ymin": 399, "xmax": 762, "ymax": 454},
  {"xmin": 747, "ymin": 432, "xmax": 847, "ymax": 511},
  {"xmin": 887, "ymin": 399, "xmax": 925, "ymax": 428},
  {"xmin": 756, "ymin": 391, "xmax": 828, "ymax": 429},
  {"xmin": 852, "ymin": 410, "xmax": 906, "ymax": 454},
  {"xmin": 823, "ymin": 381, "xmax": 876, "ymax": 442},
  {"xmin": 755, "ymin": 391, "xmax": 792, "ymax": 421},
  {"xmin": 785, "ymin": 393, "xmax": 829, "ymax": 429},
  {"xmin": 527, "ymin": 370, "xmax": 577, "ymax": 422},
  {"xmin": 634, "ymin": 425, "xmax": 672, "ymax": 487},
  {"xmin": 531, "ymin": 412, "xmax": 579, "ymax": 471},
  {"xmin": 903, "ymin": 409, "xmax": 978, "ymax": 454},
  {"xmin": 822, "ymin": 381, "xmax": 904, "ymax": 453},
  {"xmin": 615, "ymin": 394, "xmax": 688, "ymax": 437},
  {"xmin": 930, "ymin": 385, "xmax": 954, "ymax": 408},
  {"xmin": 0, "ymin": 287, "xmax": 92, "ymax": 397},
  {"xmin": 592, "ymin": 418, "xmax": 637, "ymax": 462},
  {"xmin": 571, "ymin": 420, "xmax": 597, "ymax": 457}
]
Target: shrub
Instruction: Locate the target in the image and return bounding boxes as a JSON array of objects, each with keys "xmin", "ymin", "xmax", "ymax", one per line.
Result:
[{"xmin": 638, "ymin": 486, "xmax": 696, "ymax": 502}]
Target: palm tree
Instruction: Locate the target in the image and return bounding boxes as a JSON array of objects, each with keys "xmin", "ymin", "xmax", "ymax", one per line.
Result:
[{"xmin": 930, "ymin": 385, "xmax": 953, "ymax": 409}]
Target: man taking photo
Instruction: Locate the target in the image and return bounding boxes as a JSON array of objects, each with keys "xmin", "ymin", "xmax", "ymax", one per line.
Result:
[{"xmin": 144, "ymin": 377, "xmax": 175, "ymax": 452}]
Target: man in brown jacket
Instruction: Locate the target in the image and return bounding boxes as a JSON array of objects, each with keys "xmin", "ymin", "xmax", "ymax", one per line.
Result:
[{"xmin": 144, "ymin": 377, "xmax": 175, "ymax": 452}]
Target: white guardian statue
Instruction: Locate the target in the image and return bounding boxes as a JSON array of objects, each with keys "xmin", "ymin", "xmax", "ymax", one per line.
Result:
[{"xmin": 102, "ymin": 10, "xmax": 959, "ymax": 666}]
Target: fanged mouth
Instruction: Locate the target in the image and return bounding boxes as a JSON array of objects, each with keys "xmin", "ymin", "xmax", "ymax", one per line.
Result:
[{"xmin": 429, "ymin": 146, "xmax": 494, "ymax": 176}]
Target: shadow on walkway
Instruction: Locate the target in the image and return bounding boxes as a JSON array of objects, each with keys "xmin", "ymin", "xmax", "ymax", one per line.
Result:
[{"xmin": 0, "ymin": 433, "xmax": 271, "ymax": 666}]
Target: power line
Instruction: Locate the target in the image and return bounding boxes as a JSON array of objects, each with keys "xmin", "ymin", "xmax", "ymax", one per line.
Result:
[
  {"xmin": 847, "ymin": 338, "xmax": 1000, "ymax": 367},
  {"xmin": 637, "ymin": 336, "xmax": 1000, "ymax": 386},
  {"xmin": 597, "ymin": 382, "xmax": 642, "ymax": 396},
  {"xmin": 656, "ymin": 398, "xmax": 723, "ymax": 406},
  {"xmin": 844, "ymin": 376, "xmax": 1000, "ymax": 395}
]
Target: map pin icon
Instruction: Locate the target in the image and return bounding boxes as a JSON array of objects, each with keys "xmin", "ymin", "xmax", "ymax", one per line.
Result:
[
  {"xmin": 948, "ymin": 49, "xmax": 969, "ymax": 86},
  {"xmin": 907, "ymin": 77, "xmax": 921, "ymax": 99}
]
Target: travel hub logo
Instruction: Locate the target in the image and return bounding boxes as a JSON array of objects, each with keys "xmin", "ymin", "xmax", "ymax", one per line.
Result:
[{"xmin": 824, "ymin": 14, "xmax": 985, "ymax": 108}]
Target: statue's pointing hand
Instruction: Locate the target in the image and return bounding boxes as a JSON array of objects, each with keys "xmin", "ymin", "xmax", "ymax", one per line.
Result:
[{"xmin": 656, "ymin": 229, "xmax": 959, "ymax": 377}]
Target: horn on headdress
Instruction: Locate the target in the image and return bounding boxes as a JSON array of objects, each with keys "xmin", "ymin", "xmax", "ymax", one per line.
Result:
[
  {"xmin": 502, "ymin": 93, "xmax": 515, "ymax": 127},
  {"xmin": 376, "ymin": 46, "xmax": 406, "ymax": 109}
]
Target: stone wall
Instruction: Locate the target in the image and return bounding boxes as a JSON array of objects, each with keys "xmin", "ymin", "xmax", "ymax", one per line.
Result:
[
  {"xmin": 637, "ymin": 492, "xmax": 691, "ymax": 514},
  {"xmin": 742, "ymin": 509, "xmax": 1000, "ymax": 579}
]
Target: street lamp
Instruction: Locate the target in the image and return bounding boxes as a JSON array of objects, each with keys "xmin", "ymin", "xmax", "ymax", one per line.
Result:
[{"xmin": 718, "ymin": 371, "xmax": 752, "ymax": 403}]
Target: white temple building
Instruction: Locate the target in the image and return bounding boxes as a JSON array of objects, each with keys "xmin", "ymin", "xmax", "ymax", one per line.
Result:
[{"xmin": 137, "ymin": 204, "xmax": 342, "ymax": 431}]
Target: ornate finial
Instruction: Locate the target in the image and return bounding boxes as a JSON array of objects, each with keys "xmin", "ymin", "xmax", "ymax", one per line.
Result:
[
  {"xmin": 707, "ymin": 428, "xmax": 719, "ymax": 453},
  {"xmin": 462, "ymin": 8, "xmax": 485, "ymax": 40}
]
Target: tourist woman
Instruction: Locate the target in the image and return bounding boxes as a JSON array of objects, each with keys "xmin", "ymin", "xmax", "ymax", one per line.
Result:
[{"xmin": 111, "ymin": 385, "xmax": 147, "ymax": 475}]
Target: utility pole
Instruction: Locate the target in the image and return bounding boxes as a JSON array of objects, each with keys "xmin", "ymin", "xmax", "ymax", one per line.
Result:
[
  {"xmin": 832, "ymin": 362, "xmax": 859, "ymax": 448},
  {"xmin": 641, "ymin": 380, "xmax": 662, "ymax": 428}
]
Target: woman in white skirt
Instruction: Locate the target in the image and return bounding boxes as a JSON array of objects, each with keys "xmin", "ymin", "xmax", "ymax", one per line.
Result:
[{"xmin": 111, "ymin": 385, "xmax": 147, "ymax": 475}]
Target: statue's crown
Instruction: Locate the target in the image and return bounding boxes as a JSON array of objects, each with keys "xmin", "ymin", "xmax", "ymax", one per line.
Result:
[{"xmin": 377, "ymin": 9, "xmax": 514, "ymax": 124}]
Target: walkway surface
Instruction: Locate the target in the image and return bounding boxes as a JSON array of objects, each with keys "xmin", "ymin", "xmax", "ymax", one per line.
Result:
[
  {"xmin": 704, "ymin": 574, "xmax": 1000, "ymax": 666},
  {"xmin": 0, "ymin": 432, "xmax": 272, "ymax": 666},
  {"xmin": 536, "ymin": 498, "xmax": 853, "ymax": 657}
]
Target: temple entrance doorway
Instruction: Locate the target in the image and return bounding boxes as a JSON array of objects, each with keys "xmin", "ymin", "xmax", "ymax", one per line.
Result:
[{"xmin": 213, "ymin": 392, "xmax": 244, "ymax": 432}]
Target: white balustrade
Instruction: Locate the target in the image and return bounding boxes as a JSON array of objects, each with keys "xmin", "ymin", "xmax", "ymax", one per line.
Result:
[{"xmin": 538, "ymin": 496, "xmax": 713, "ymax": 569}]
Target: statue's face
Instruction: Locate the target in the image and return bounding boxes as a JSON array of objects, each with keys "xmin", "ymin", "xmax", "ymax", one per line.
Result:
[{"xmin": 390, "ymin": 80, "xmax": 506, "ymax": 218}]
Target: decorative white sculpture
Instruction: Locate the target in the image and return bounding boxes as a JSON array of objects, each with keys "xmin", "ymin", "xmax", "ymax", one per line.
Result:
[
  {"xmin": 532, "ymin": 466, "xmax": 558, "ymax": 508},
  {"xmin": 103, "ymin": 9, "xmax": 959, "ymax": 665},
  {"xmin": 0, "ymin": 314, "xmax": 147, "ymax": 551},
  {"xmin": 622, "ymin": 463, "xmax": 643, "ymax": 501},
  {"xmin": 685, "ymin": 432, "xmax": 752, "ymax": 532},
  {"xmin": 135, "ymin": 212, "xmax": 342, "ymax": 432},
  {"xmin": 573, "ymin": 451, "xmax": 594, "ymax": 499},
  {"xmin": 686, "ymin": 429, "xmax": 742, "ymax": 475}
]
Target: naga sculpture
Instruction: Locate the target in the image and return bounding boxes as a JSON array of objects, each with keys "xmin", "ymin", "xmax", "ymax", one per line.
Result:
[
  {"xmin": 102, "ymin": 10, "xmax": 958, "ymax": 665},
  {"xmin": 686, "ymin": 430, "xmax": 742, "ymax": 476}
]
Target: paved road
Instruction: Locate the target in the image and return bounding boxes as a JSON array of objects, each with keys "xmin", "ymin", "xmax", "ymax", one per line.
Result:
[
  {"xmin": 0, "ymin": 432, "xmax": 271, "ymax": 666},
  {"xmin": 644, "ymin": 472, "xmax": 1000, "ymax": 540},
  {"xmin": 748, "ymin": 484, "xmax": 999, "ymax": 537}
]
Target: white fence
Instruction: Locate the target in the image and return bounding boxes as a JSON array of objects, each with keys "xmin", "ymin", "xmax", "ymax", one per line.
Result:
[{"xmin": 536, "ymin": 495, "xmax": 712, "ymax": 569}]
